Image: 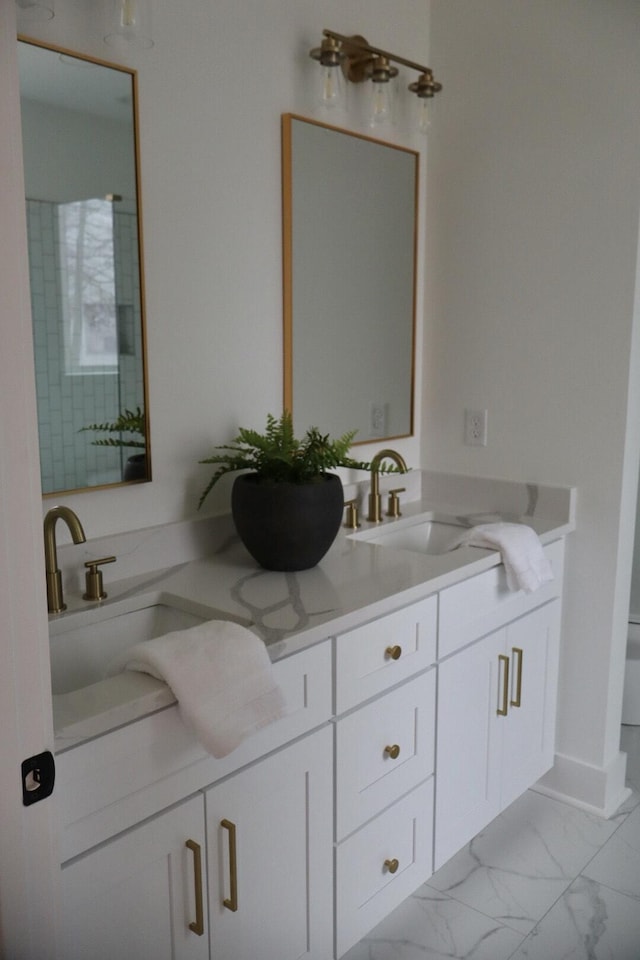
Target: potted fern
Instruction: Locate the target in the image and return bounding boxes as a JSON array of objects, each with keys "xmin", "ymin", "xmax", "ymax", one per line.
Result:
[
  {"xmin": 80, "ymin": 407, "xmax": 148, "ymax": 481},
  {"xmin": 198, "ymin": 411, "xmax": 376, "ymax": 571}
]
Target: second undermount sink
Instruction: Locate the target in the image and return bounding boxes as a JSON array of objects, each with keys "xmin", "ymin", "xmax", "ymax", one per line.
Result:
[
  {"xmin": 350, "ymin": 513, "xmax": 468, "ymax": 557},
  {"xmin": 49, "ymin": 594, "xmax": 238, "ymax": 695}
]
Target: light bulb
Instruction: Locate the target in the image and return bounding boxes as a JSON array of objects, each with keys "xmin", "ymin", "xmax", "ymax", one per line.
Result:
[
  {"xmin": 120, "ymin": 0, "xmax": 136, "ymax": 27},
  {"xmin": 317, "ymin": 64, "xmax": 345, "ymax": 109},
  {"xmin": 370, "ymin": 81, "xmax": 393, "ymax": 127},
  {"xmin": 104, "ymin": 0, "xmax": 153, "ymax": 48},
  {"xmin": 418, "ymin": 98, "xmax": 432, "ymax": 135}
]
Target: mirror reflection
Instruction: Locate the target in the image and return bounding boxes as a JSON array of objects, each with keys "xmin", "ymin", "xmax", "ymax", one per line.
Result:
[
  {"xmin": 18, "ymin": 38, "xmax": 150, "ymax": 495},
  {"xmin": 282, "ymin": 114, "xmax": 417, "ymax": 444}
]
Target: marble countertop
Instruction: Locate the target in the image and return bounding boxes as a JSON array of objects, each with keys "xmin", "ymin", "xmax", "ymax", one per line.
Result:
[{"xmin": 50, "ymin": 473, "xmax": 575, "ymax": 751}]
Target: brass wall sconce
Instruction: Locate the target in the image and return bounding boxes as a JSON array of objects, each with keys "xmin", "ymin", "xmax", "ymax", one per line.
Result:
[{"xmin": 310, "ymin": 28, "xmax": 442, "ymax": 132}]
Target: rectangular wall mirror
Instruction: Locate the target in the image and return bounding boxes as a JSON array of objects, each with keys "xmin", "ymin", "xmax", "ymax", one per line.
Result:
[
  {"xmin": 282, "ymin": 114, "xmax": 418, "ymax": 444},
  {"xmin": 18, "ymin": 37, "xmax": 150, "ymax": 495}
]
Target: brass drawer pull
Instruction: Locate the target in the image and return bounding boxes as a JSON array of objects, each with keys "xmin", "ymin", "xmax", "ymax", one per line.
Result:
[
  {"xmin": 185, "ymin": 839, "xmax": 204, "ymax": 936},
  {"xmin": 497, "ymin": 654, "xmax": 510, "ymax": 716},
  {"xmin": 385, "ymin": 644, "xmax": 402, "ymax": 661},
  {"xmin": 510, "ymin": 647, "xmax": 523, "ymax": 707},
  {"xmin": 384, "ymin": 744, "xmax": 401, "ymax": 760},
  {"xmin": 221, "ymin": 818, "xmax": 238, "ymax": 912},
  {"xmin": 384, "ymin": 858, "xmax": 399, "ymax": 874}
]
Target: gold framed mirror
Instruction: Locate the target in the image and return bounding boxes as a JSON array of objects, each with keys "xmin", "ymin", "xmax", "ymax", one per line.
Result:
[
  {"xmin": 18, "ymin": 37, "xmax": 150, "ymax": 495},
  {"xmin": 282, "ymin": 114, "xmax": 418, "ymax": 444}
]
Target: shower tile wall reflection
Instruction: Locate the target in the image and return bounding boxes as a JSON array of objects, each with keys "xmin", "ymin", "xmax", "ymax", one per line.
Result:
[{"xmin": 27, "ymin": 199, "xmax": 143, "ymax": 492}]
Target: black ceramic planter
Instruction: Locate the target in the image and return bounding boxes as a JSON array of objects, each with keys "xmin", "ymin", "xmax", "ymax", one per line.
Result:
[
  {"xmin": 123, "ymin": 452, "xmax": 147, "ymax": 482},
  {"xmin": 231, "ymin": 473, "xmax": 344, "ymax": 571}
]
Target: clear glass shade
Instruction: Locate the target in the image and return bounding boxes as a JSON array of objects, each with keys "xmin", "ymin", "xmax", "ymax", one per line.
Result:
[
  {"xmin": 316, "ymin": 63, "xmax": 346, "ymax": 110},
  {"xmin": 15, "ymin": 0, "xmax": 54, "ymax": 22},
  {"xmin": 369, "ymin": 80, "xmax": 394, "ymax": 128},
  {"xmin": 104, "ymin": 0, "xmax": 153, "ymax": 49},
  {"xmin": 417, "ymin": 97, "xmax": 432, "ymax": 135}
]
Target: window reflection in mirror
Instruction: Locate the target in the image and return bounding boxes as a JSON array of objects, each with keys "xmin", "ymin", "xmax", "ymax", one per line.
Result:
[
  {"xmin": 282, "ymin": 114, "xmax": 418, "ymax": 445},
  {"xmin": 18, "ymin": 38, "xmax": 150, "ymax": 495}
]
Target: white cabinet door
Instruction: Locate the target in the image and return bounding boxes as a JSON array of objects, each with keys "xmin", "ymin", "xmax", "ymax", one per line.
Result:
[
  {"xmin": 435, "ymin": 629, "xmax": 504, "ymax": 869},
  {"xmin": 60, "ymin": 794, "xmax": 208, "ymax": 960},
  {"xmin": 206, "ymin": 725, "xmax": 333, "ymax": 960},
  {"xmin": 500, "ymin": 600, "xmax": 560, "ymax": 809},
  {"xmin": 435, "ymin": 599, "xmax": 560, "ymax": 870}
]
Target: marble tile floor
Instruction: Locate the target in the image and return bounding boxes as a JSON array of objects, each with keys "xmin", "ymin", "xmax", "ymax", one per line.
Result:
[{"xmin": 343, "ymin": 725, "xmax": 640, "ymax": 960}]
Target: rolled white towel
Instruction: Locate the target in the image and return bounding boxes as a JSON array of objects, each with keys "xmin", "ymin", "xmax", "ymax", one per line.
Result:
[
  {"xmin": 110, "ymin": 619, "xmax": 286, "ymax": 758},
  {"xmin": 452, "ymin": 522, "xmax": 553, "ymax": 594}
]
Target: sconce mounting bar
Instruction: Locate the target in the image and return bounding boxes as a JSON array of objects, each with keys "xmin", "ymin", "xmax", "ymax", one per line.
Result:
[{"xmin": 322, "ymin": 28, "xmax": 442, "ymax": 93}]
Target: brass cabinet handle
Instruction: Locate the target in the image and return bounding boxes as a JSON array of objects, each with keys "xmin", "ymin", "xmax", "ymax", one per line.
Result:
[
  {"xmin": 385, "ymin": 644, "xmax": 402, "ymax": 661},
  {"xmin": 510, "ymin": 647, "xmax": 523, "ymax": 708},
  {"xmin": 221, "ymin": 818, "xmax": 238, "ymax": 912},
  {"xmin": 497, "ymin": 654, "xmax": 510, "ymax": 716},
  {"xmin": 185, "ymin": 839, "xmax": 204, "ymax": 936},
  {"xmin": 384, "ymin": 858, "xmax": 399, "ymax": 874},
  {"xmin": 384, "ymin": 744, "xmax": 401, "ymax": 760}
]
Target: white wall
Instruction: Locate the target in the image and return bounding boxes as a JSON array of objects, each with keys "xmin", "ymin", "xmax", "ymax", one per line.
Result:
[
  {"xmin": 23, "ymin": 0, "xmax": 427, "ymax": 537},
  {"xmin": 630, "ymin": 481, "xmax": 640, "ymax": 620},
  {"xmin": 427, "ymin": 0, "xmax": 640, "ymax": 813}
]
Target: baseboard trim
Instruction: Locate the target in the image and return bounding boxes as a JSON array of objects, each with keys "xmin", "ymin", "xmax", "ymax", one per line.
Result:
[{"xmin": 532, "ymin": 750, "xmax": 631, "ymax": 819}]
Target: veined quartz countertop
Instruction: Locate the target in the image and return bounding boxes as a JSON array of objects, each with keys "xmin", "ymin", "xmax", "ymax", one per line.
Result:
[{"xmin": 50, "ymin": 474, "xmax": 576, "ymax": 751}]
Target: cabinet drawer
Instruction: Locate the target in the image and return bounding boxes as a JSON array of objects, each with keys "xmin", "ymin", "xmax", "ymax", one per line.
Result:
[
  {"xmin": 336, "ymin": 670, "xmax": 435, "ymax": 840},
  {"xmin": 439, "ymin": 538, "xmax": 564, "ymax": 658},
  {"xmin": 335, "ymin": 595, "xmax": 437, "ymax": 713},
  {"xmin": 335, "ymin": 779, "xmax": 433, "ymax": 958}
]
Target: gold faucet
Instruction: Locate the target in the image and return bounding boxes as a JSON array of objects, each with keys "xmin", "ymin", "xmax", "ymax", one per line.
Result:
[
  {"xmin": 44, "ymin": 506, "xmax": 86, "ymax": 613},
  {"xmin": 367, "ymin": 448, "xmax": 408, "ymax": 523}
]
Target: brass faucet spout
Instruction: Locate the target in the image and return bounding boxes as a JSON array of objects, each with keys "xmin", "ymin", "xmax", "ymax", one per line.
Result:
[
  {"xmin": 44, "ymin": 506, "xmax": 86, "ymax": 613},
  {"xmin": 367, "ymin": 449, "xmax": 408, "ymax": 523}
]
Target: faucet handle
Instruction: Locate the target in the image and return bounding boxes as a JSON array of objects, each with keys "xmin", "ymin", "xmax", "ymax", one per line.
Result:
[
  {"xmin": 83, "ymin": 556, "xmax": 116, "ymax": 602},
  {"xmin": 386, "ymin": 487, "xmax": 406, "ymax": 518},
  {"xmin": 343, "ymin": 498, "xmax": 360, "ymax": 529}
]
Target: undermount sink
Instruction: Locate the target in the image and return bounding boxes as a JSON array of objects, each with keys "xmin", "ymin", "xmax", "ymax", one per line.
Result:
[
  {"xmin": 49, "ymin": 594, "xmax": 232, "ymax": 695},
  {"xmin": 349, "ymin": 513, "xmax": 468, "ymax": 557}
]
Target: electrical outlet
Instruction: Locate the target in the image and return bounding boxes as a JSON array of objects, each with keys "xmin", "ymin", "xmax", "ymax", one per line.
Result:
[
  {"xmin": 464, "ymin": 408, "xmax": 488, "ymax": 446},
  {"xmin": 370, "ymin": 402, "xmax": 387, "ymax": 438}
]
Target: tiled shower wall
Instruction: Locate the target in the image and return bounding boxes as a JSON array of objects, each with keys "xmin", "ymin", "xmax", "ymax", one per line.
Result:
[{"xmin": 27, "ymin": 199, "xmax": 144, "ymax": 493}]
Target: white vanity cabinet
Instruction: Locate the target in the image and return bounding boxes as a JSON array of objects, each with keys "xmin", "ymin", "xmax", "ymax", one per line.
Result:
[
  {"xmin": 55, "ymin": 533, "xmax": 568, "ymax": 959},
  {"xmin": 434, "ymin": 540, "xmax": 564, "ymax": 870},
  {"xmin": 333, "ymin": 596, "xmax": 438, "ymax": 957},
  {"xmin": 60, "ymin": 793, "xmax": 208, "ymax": 960},
  {"xmin": 205, "ymin": 725, "xmax": 333, "ymax": 960}
]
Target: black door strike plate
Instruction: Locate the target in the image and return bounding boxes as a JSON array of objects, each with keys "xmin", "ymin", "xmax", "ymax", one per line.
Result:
[{"xmin": 21, "ymin": 750, "xmax": 55, "ymax": 806}]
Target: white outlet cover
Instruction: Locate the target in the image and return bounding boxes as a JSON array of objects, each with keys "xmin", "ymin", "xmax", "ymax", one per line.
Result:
[{"xmin": 464, "ymin": 408, "xmax": 487, "ymax": 446}]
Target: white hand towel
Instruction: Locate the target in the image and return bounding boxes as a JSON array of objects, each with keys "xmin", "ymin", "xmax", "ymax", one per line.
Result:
[
  {"xmin": 110, "ymin": 620, "xmax": 286, "ymax": 758},
  {"xmin": 452, "ymin": 522, "xmax": 553, "ymax": 594}
]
